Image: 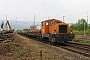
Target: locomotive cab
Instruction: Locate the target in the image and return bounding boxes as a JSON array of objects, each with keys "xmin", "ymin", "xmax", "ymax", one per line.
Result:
[{"xmin": 41, "ymin": 19, "xmax": 75, "ymax": 44}]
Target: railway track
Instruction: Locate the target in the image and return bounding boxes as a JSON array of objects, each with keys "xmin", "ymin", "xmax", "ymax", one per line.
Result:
[
  {"xmin": 30, "ymin": 37, "xmax": 90, "ymax": 57},
  {"xmin": 18, "ymin": 33, "xmax": 90, "ymax": 58},
  {"xmin": 61, "ymin": 42, "xmax": 90, "ymax": 57},
  {"xmin": 31, "ymin": 37, "xmax": 90, "ymax": 57},
  {"xmin": 33, "ymin": 37, "xmax": 90, "ymax": 57}
]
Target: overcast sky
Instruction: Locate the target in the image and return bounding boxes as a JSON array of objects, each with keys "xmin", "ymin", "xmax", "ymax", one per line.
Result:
[{"xmin": 0, "ymin": 0, "xmax": 90, "ymax": 23}]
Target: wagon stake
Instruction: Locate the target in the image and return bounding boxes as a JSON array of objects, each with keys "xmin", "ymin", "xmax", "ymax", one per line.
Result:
[{"xmin": 40, "ymin": 50, "xmax": 42, "ymax": 60}]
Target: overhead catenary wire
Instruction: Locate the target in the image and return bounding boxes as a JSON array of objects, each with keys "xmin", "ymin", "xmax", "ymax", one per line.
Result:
[
  {"xmin": 35, "ymin": 0, "xmax": 61, "ymax": 16},
  {"xmin": 34, "ymin": 0, "xmax": 90, "ymax": 23},
  {"xmin": 0, "ymin": 0, "xmax": 74, "ymax": 21},
  {"xmin": 0, "ymin": 0, "xmax": 19, "ymax": 15},
  {"xmin": 0, "ymin": 0, "xmax": 89, "ymax": 23},
  {"xmin": 0, "ymin": 0, "xmax": 48, "ymax": 20},
  {"xmin": 35, "ymin": 0, "xmax": 73, "ymax": 17},
  {"xmin": 50, "ymin": 4, "xmax": 89, "ymax": 17},
  {"xmin": 36, "ymin": 0, "xmax": 90, "ymax": 22}
]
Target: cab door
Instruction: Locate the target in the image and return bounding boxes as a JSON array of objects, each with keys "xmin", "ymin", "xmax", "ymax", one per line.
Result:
[{"xmin": 41, "ymin": 21, "xmax": 49, "ymax": 34}]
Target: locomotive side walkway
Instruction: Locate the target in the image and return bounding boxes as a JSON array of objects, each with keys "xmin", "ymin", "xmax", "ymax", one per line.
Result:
[{"xmin": 0, "ymin": 34, "xmax": 89, "ymax": 60}]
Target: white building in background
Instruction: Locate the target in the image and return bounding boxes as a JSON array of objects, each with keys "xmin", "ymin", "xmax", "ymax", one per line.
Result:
[{"xmin": 37, "ymin": 25, "xmax": 41, "ymax": 30}]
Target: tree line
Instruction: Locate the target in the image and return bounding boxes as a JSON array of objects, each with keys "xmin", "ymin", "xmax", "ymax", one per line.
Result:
[{"xmin": 70, "ymin": 18, "xmax": 90, "ymax": 34}]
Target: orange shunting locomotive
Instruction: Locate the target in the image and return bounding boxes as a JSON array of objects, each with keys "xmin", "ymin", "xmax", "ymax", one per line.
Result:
[
  {"xmin": 19, "ymin": 19, "xmax": 75, "ymax": 44},
  {"xmin": 41, "ymin": 19, "xmax": 75, "ymax": 43}
]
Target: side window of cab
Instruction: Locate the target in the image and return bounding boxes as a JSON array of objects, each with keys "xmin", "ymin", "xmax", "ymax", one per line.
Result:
[
  {"xmin": 46, "ymin": 22, "xmax": 49, "ymax": 25},
  {"xmin": 41, "ymin": 22, "xmax": 44, "ymax": 26},
  {"xmin": 48, "ymin": 21, "xmax": 52, "ymax": 25}
]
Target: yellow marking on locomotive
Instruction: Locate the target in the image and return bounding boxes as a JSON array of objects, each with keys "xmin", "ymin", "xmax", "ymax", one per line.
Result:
[
  {"xmin": 72, "ymin": 38, "xmax": 75, "ymax": 41},
  {"xmin": 52, "ymin": 38, "xmax": 56, "ymax": 42}
]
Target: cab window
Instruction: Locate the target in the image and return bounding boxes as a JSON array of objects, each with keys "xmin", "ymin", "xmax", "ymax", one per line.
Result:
[
  {"xmin": 48, "ymin": 21, "xmax": 52, "ymax": 25},
  {"xmin": 41, "ymin": 22, "xmax": 44, "ymax": 26},
  {"xmin": 50, "ymin": 21, "xmax": 52, "ymax": 25},
  {"xmin": 46, "ymin": 22, "xmax": 49, "ymax": 25}
]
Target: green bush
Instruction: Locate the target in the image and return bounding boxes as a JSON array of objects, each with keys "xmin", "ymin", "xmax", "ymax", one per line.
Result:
[
  {"xmin": 86, "ymin": 29, "xmax": 90, "ymax": 34},
  {"xmin": 73, "ymin": 30, "xmax": 90, "ymax": 34},
  {"xmin": 74, "ymin": 30, "xmax": 80, "ymax": 34}
]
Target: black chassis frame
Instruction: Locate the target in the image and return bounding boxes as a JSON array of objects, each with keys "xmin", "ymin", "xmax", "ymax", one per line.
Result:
[{"xmin": 49, "ymin": 34, "xmax": 75, "ymax": 43}]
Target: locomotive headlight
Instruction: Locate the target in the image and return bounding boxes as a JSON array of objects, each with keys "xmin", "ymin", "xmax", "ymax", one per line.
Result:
[
  {"xmin": 72, "ymin": 38, "xmax": 75, "ymax": 41},
  {"xmin": 52, "ymin": 38, "xmax": 56, "ymax": 42}
]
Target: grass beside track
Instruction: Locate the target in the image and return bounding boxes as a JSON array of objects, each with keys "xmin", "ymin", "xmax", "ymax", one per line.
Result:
[
  {"xmin": 0, "ymin": 34, "xmax": 69, "ymax": 60},
  {"xmin": 74, "ymin": 34, "xmax": 90, "ymax": 44},
  {"xmin": 75, "ymin": 37, "xmax": 90, "ymax": 44}
]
